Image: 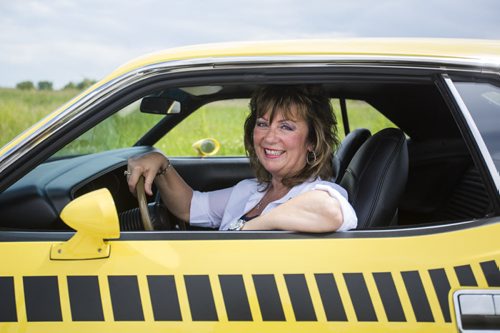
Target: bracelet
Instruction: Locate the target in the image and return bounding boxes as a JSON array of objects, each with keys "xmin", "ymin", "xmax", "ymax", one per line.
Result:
[{"xmin": 156, "ymin": 160, "xmax": 172, "ymax": 176}]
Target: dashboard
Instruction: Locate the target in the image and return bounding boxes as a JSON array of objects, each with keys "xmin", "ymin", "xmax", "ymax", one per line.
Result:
[{"xmin": 0, "ymin": 146, "xmax": 154, "ymax": 230}]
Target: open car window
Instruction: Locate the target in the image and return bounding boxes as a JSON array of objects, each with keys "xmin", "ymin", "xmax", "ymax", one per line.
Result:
[{"xmin": 54, "ymin": 99, "xmax": 164, "ymax": 157}]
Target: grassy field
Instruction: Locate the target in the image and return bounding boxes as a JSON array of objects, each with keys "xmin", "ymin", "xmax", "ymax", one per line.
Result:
[
  {"xmin": 0, "ymin": 88, "xmax": 80, "ymax": 147},
  {"xmin": 1, "ymin": 88, "xmax": 396, "ymax": 157}
]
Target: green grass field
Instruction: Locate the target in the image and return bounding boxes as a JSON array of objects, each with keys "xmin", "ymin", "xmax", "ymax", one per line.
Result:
[
  {"xmin": 1, "ymin": 88, "xmax": 396, "ymax": 157},
  {"xmin": 0, "ymin": 88, "xmax": 80, "ymax": 147}
]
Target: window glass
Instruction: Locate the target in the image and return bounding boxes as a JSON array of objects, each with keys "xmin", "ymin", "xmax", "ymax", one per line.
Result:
[
  {"xmin": 453, "ymin": 81, "xmax": 500, "ymax": 172},
  {"xmin": 54, "ymin": 100, "xmax": 162, "ymax": 157},
  {"xmin": 156, "ymin": 99, "xmax": 249, "ymax": 157},
  {"xmin": 331, "ymin": 99, "xmax": 397, "ymax": 139}
]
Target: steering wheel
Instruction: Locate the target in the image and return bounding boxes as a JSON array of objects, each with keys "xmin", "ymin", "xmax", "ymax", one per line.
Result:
[
  {"xmin": 136, "ymin": 176, "xmax": 154, "ymax": 230},
  {"xmin": 135, "ymin": 176, "xmax": 183, "ymax": 230}
]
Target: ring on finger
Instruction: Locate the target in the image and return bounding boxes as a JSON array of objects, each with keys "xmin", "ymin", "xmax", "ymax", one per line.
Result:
[{"xmin": 124, "ymin": 170, "xmax": 132, "ymax": 176}]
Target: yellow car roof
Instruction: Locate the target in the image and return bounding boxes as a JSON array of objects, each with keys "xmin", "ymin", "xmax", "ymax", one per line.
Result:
[{"xmin": 106, "ymin": 38, "xmax": 500, "ymax": 82}]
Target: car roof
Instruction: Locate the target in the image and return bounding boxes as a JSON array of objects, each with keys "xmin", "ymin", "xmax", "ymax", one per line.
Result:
[{"xmin": 106, "ymin": 38, "xmax": 500, "ymax": 81}]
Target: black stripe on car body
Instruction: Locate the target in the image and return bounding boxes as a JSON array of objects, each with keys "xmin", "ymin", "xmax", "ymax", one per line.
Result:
[
  {"xmin": 108, "ymin": 276, "xmax": 144, "ymax": 321},
  {"xmin": 314, "ymin": 273, "xmax": 347, "ymax": 321},
  {"xmin": 480, "ymin": 260, "xmax": 500, "ymax": 287},
  {"xmin": 252, "ymin": 274, "xmax": 286, "ymax": 321},
  {"xmin": 428, "ymin": 268, "xmax": 451, "ymax": 322},
  {"xmin": 454, "ymin": 264, "xmax": 478, "ymax": 286},
  {"xmin": 219, "ymin": 275, "xmax": 253, "ymax": 321},
  {"xmin": 0, "ymin": 276, "xmax": 17, "ymax": 322},
  {"xmin": 147, "ymin": 275, "xmax": 182, "ymax": 321},
  {"xmin": 67, "ymin": 276, "xmax": 104, "ymax": 321},
  {"xmin": 284, "ymin": 274, "xmax": 317, "ymax": 321},
  {"xmin": 23, "ymin": 276, "xmax": 62, "ymax": 322},
  {"xmin": 401, "ymin": 271, "xmax": 434, "ymax": 322},
  {"xmin": 184, "ymin": 275, "xmax": 218, "ymax": 321},
  {"xmin": 343, "ymin": 273, "xmax": 377, "ymax": 322},
  {"xmin": 372, "ymin": 272, "xmax": 406, "ymax": 322}
]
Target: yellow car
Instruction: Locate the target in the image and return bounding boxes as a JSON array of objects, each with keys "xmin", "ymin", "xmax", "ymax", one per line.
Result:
[{"xmin": 0, "ymin": 39, "xmax": 499, "ymax": 333}]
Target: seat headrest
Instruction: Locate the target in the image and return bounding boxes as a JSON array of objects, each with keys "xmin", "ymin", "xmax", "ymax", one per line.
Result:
[
  {"xmin": 332, "ymin": 128, "xmax": 371, "ymax": 183},
  {"xmin": 340, "ymin": 128, "xmax": 408, "ymax": 228}
]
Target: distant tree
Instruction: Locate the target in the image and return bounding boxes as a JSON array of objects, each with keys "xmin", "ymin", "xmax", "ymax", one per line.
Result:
[
  {"xmin": 16, "ymin": 81, "xmax": 35, "ymax": 90},
  {"xmin": 63, "ymin": 82, "xmax": 76, "ymax": 90},
  {"xmin": 76, "ymin": 78, "xmax": 96, "ymax": 90},
  {"xmin": 37, "ymin": 81, "xmax": 53, "ymax": 91}
]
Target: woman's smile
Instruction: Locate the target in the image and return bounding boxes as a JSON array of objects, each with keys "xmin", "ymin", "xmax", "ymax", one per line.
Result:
[{"xmin": 264, "ymin": 148, "xmax": 284, "ymax": 158}]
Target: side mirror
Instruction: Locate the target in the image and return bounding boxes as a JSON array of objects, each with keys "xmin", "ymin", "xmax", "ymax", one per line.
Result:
[
  {"xmin": 192, "ymin": 138, "xmax": 220, "ymax": 157},
  {"xmin": 140, "ymin": 96, "xmax": 181, "ymax": 114},
  {"xmin": 51, "ymin": 188, "xmax": 120, "ymax": 260}
]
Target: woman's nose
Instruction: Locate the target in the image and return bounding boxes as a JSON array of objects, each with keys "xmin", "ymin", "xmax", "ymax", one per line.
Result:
[{"xmin": 263, "ymin": 126, "xmax": 279, "ymax": 143}]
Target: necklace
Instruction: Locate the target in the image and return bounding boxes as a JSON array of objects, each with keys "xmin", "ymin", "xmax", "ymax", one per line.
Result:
[
  {"xmin": 255, "ymin": 196, "xmax": 265, "ymax": 210},
  {"xmin": 255, "ymin": 186, "xmax": 289, "ymax": 212}
]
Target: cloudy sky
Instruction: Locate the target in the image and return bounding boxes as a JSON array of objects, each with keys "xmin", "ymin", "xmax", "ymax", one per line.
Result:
[{"xmin": 1, "ymin": 0, "xmax": 499, "ymax": 88}]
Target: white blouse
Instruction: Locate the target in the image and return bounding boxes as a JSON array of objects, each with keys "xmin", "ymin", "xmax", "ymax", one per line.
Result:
[{"xmin": 189, "ymin": 178, "xmax": 358, "ymax": 231}]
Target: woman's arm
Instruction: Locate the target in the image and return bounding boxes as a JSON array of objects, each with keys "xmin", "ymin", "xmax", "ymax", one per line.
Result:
[
  {"xmin": 241, "ymin": 190, "xmax": 344, "ymax": 232},
  {"xmin": 127, "ymin": 151, "xmax": 193, "ymax": 222}
]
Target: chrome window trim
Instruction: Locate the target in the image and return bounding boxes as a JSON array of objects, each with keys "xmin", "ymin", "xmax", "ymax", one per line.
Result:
[
  {"xmin": 443, "ymin": 75, "xmax": 500, "ymax": 194},
  {"xmin": 0, "ymin": 54, "xmax": 498, "ymax": 175}
]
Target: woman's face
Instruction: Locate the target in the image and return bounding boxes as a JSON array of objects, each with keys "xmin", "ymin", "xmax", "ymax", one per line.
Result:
[{"xmin": 253, "ymin": 106, "xmax": 312, "ymax": 182}]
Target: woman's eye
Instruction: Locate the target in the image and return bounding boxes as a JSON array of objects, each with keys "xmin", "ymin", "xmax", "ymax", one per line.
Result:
[
  {"xmin": 256, "ymin": 120, "xmax": 268, "ymax": 127},
  {"xmin": 280, "ymin": 123, "xmax": 294, "ymax": 131}
]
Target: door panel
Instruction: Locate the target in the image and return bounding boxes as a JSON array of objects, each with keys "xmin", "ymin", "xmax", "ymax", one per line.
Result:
[{"xmin": 1, "ymin": 221, "xmax": 499, "ymax": 332}]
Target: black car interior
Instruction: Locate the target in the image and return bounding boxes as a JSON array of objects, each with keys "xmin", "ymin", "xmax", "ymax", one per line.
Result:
[
  {"xmin": 339, "ymin": 128, "xmax": 408, "ymax": 228},
  {"xmin": 332, "ymin": 128, "xmax": 371, "ymax": 183},
  {"xmin": 0, "ymin": 72, "xmax": 494, "ymax": 231}
]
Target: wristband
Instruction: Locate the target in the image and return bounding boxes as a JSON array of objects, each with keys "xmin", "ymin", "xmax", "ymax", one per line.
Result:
[{"xmin": 156, "ymin": 160, "xmax": 172, "ymax": 176}]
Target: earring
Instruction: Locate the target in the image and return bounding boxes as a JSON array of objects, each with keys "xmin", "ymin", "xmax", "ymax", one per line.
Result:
[{"xmin": 306, "ymin": 150, "xmax": 317, "ymax": 165}]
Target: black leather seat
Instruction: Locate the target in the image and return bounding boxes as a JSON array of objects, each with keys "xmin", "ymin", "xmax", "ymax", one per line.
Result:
[
  {"xmin": 339, "ymin": 128, "xmax": 408, "ymax": 228},
  {"xmin": 332, "ymin": 128, "xmax": 371, "ymax": 183}
]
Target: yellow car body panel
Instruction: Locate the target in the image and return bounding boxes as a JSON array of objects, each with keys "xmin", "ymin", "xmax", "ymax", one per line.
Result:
[{"xmin": 1, "ymin": 222, "xmax": 498, "ymax": 332}]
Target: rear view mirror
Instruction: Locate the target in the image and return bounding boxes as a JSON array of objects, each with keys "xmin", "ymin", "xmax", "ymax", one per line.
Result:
[{"xmin": 140, "ymin": 96, "xmax": 181, "ymax": 114}]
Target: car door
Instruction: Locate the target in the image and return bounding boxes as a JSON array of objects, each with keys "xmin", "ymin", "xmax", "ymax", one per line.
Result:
[{"xmin": 1, "ymin": 213, "xmax": 499, "ymax": 332}]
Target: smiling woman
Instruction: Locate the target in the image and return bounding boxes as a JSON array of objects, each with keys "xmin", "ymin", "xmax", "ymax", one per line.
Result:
[{"xmin": 126, "ymin": 85, "xmax": 357, "ymax": 233}]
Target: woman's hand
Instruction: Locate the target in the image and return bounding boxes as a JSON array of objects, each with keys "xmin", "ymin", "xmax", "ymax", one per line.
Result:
[
  {"xmin": 127, "ymin": 151, "xmax": 169, "ymax": 196},
  {"xmin": 127, "ymin": 151, "xmax": 193, "ymax": 222}
]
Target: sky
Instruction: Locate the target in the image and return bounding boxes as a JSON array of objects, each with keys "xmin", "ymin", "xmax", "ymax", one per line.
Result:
[{"xmin": 1, "ymin": 0, "xmax": 500, "ymax": 89}]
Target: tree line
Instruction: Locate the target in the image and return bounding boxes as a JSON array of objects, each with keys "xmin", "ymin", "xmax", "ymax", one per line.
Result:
[{"xmin": 15, "ymin": 79, "xmax": 96, "ymax": 91}]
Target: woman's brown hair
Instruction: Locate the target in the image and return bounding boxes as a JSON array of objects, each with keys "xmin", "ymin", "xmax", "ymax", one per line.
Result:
[{"xmin": 244, "ymin": 85, "xmax": 339, "ymax": 188}]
